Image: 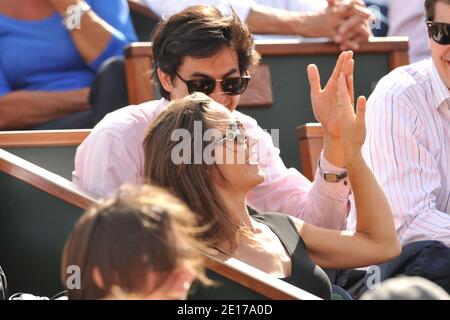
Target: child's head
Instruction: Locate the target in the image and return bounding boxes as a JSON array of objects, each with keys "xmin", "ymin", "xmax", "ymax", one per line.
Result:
[{"xmin": 61, "ymin": 184, "xmax": 208, "ymax": 300}]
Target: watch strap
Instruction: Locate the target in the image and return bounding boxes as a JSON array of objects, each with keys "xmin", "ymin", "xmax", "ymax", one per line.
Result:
[{"xmin": 317, "ymin": 159, "xmax": 348, "ymax": 183}]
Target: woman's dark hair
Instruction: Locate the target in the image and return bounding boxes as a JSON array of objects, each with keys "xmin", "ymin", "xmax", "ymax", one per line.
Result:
[
  {"xmin": 151, "ymin": 5, "xmax": 260, "ymax": 99},
  {"xmin": 143, "ymin": 93, "xmax": 245, "ymax": 251}
]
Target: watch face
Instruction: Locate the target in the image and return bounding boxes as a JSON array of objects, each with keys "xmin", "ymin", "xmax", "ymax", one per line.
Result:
[{"xmin": 324, "ymin": 173, "xmax": 339, "ymax": 183}]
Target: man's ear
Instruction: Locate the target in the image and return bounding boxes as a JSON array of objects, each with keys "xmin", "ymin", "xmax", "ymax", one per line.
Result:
[{"xmin": 157, "ymin": 68, "xmax": 175, "ymax": 93}]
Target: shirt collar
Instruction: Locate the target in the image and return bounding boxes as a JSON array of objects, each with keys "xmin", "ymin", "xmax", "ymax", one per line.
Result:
[{"xmin": 429, "ymin": 60, "xmax": 450, "ymax": 110}]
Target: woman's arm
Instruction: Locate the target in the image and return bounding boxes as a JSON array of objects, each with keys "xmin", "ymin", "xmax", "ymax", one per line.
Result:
[
  {"xmin": 294, "ymin": 62, "xmax": 401, "ymax": 269},
  {"xmin": 48, "ymin": 0, "xmax": 136, "ymax": 69},
  {"xmin": 0, "ymin": 89, "xmax": 90, "ymax": 130}
]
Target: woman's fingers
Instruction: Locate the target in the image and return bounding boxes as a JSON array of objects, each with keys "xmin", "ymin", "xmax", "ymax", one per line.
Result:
[
  {"xmin": 344, "ymin": 59, "xmax": 355, "ymax": 101},
  {"xmin": 307, "ymin": 64, "xmax": 322, "ymax": 96},
  {"xmin": 330, "ymin": 51, "xmax": 351, "ymax": 83},
  {"xmin": 355, "ymin": 95, "xmax": 367, "ymax": 129},
  {"xmin": 347, "ymin": 75, "xmax": 354, "ymax": 103},
  {"xmin": 344, "ymin": 58, "xmax": 354, "ymax": 76},
  {"xmin": 338, "ymin": 72, "xmax": 358, "ymax": 136},
  {"xmin": 337, "ymin": 72, "xmax": 351, "ymax": 107}
]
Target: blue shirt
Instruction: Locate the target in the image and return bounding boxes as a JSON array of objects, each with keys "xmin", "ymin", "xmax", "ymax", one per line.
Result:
[{"xmin": 0, "ymin": 0, "xmax": 137, "ymax": 96}]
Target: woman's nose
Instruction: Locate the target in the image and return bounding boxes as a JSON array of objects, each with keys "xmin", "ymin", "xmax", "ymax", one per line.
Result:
[{"xmin": 246, "ymin": 135, "xmax": 259, "ymax": 164}]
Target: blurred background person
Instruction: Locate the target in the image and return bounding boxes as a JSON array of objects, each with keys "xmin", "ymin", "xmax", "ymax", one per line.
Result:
[
  {"xmin": 360, "ymin": 276, "xmax": 450, "ymax": 300},
  {"xmin": 144, "ymin": 0, "xmax": 372, "ymax": 50},
  {"xmin": 0, "ymin": 0, "xmax": 137, "ymax": 130},
  {"xmin": 364, "ymin": 0, "xmax": 388, "ymax": 36},
  {"xmin": 61, "ymin": 184, "xmax": 210, "ymax": 300},
  {"xmin": 387, "ymin": 0, "xmax": 430, "ymax": 62},
  {"xmin": 347, "ymin": 0, "xmax": 450, "ymax": 295}
]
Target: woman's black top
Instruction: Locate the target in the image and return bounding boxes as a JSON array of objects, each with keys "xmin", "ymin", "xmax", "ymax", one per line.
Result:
[{"xmin": 189, "ymin": 212, "xmax": 332, "ymax": 300}]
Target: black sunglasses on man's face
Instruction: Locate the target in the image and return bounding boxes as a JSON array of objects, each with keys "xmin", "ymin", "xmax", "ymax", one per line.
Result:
[
  {"xmin": 427, "ymin": 21, "xmax": 450, "ymax": 45},
  {"xmin": 175, "ymin": 73, "xmax": 251, "ymax": 96}
]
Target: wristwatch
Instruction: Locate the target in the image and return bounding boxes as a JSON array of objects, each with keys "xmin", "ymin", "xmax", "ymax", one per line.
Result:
[
  {"xmin": 317, "ymin": 159, "xmax": 348, "ymax": 183},
  {"xmin": 62, "ymin": 1, "xmax": 91, "ymax": 30}
]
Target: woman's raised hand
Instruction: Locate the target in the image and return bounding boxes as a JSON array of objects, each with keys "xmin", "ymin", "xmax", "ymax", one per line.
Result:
[
  {"xmin": 336, "ymin": 62, "xmax": 367, "ymax": 165},
  {"xmin": 307, "ymin": 50, "xmax": 354, "ymax": 139}
]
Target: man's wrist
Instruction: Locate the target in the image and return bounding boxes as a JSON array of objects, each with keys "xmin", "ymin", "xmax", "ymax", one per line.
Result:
[
  {"xmin": 285, "ymin": 12, "xmax": 307, "ymax": 36},
  {"xmin": 294, "ymin": 12, "xmax": 323, "ymax": 37}
]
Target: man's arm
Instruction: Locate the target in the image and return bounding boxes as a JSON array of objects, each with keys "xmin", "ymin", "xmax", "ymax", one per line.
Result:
[
  {"xmin": 0, "ymin": 89, "xmax": 90, "ymax": 130},
  {"xmin": 246, "ymin": 4, "xmax": 343, "ymax": 37},
  {"xmin": 145, "ymin": 0, "xmax": 370, "ymax": 49},
  {"xmin": 145, "ymin": 0, "xmax": 256, "ymax": 19},
  {"xmin": 74, "ymin": 127, "xmax": 142, "ymax": 197},
  {"xmin": 247, "ymin": 2, "xmax": 370, "ymax": 39},
  {"xmin": 363, "ymin": 89, "xmax": 450, "ymax": 247}
]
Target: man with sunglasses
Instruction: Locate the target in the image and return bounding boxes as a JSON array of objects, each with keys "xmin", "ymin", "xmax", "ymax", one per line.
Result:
[
  {"xmin": 74, "ymin": 5, "xmax": 355, "ymax": 231},
  {"xmin": 346, "ymin": 0, "xmax": 450, "ymax": 293}
]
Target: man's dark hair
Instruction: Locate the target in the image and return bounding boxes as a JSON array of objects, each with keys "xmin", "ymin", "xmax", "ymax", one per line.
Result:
[
  {"xmin": 151, "ymin": 5, "xmax": 260, "ymax": 100},
  {"xmin": 425, "ymin": 0, "xmax": 450, "ymax": 21}
]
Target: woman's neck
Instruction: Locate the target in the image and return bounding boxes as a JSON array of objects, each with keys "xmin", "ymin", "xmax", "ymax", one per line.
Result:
[{"xmin": 216, "ymin": 186, "xmax": 258, "ymax": 233}]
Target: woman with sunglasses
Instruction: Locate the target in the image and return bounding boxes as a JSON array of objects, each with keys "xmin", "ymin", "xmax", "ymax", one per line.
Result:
[
  {"xmin": 142, "ymin": 78, "xmax": 400, "ymax": 299},
  {"xmin": 0, "ymin": 0, "xmax": 137, "ymax": 130}
]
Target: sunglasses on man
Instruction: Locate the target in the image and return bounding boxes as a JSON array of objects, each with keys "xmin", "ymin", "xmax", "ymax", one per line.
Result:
[
  {"xmin": 427, "ymin": 21, "xmax": 450, "ymax": 45},
  {"xmin": 176, "ymin": 73, "xmax": 251, "ymax": 96}
]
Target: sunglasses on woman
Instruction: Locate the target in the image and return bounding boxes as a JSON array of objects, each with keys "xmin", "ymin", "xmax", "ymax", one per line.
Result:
[
  {"xmin": 427, "ymin": 21, "xmax": 450, "ymax": 45},
  {"xmin": 215, "ymin": 120, "xmax": 248, "ymax": 146},
  {"xmin": 175, "ymin": 73, "xmax": 251, "ymax": 96}
]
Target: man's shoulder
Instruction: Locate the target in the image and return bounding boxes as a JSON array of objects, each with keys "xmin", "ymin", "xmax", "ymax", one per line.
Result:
[
  {"xmin": 89, "ymin": 99, "xmax": 167, "ymax": 140},
  {"xmin": 374, "ymin": 59, "xmax": 432, "ymax": 98},
  {"xmin": 76, "ymin": 99, "xmax": 168, "ymax": 159}
]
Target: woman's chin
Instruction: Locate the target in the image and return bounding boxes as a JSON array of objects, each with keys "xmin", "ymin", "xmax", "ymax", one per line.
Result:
[{"xmin": 246, "ymin": 163, "xmax": 265, "ymax": 184}]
